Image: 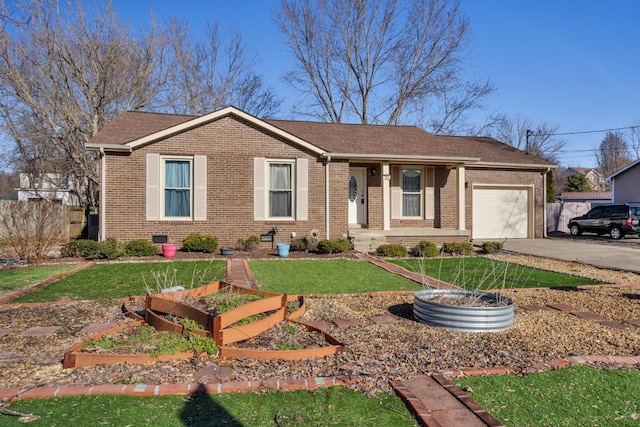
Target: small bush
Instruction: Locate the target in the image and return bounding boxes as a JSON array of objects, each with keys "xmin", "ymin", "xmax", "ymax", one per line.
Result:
[
  {"xmin": 316, "ymin": 238, "xmax": 353, "ymax": 254},
  {"xmin": 124, "ymin": 239, "xmax": 159, "ymax": 257},
  {"xmin": 236, "ymin": 235, "xmax": 260, "ymax": 252},
  {"xmin": 182, "ymin": 233, "xmax": 219, "ymax": 253},
  {"xmin": 441, "ymin": 241, "xmax": 474, "ymax": 256},
  {"xmin": 61, "ymin": 239, "xmax": 101, "ymax": 259},
  {"xmin": 98, "ymin": 237, "xmax": 125, "ymax": 260},
  {"xmin": 375, "ymin": 244, "xmax": 408, "ymax": 257},
  {"xmin": 481, "ymin": 241, "xmax": 504, "ymax": 254},
  {"xmin": 290, "ymin": 236, "xmax": 315, "ymax": 252},
  {"xmin": 411, "ymin": 240, "xmax": 439, "ymax": 258}
]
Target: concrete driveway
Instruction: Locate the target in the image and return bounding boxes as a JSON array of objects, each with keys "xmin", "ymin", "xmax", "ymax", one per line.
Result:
[{"xmin": 503, "ymin": 238, "xmax": 640, "ymax": 273}]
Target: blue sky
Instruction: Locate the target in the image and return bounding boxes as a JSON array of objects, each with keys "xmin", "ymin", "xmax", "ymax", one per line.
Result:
[{"xmin": 111, "ymin": 0, "xmax": 640, "ymax": 168}]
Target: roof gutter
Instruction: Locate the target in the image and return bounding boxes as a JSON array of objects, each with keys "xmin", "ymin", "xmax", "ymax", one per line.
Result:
[
  {"xmin": 321, "ymin": 153, "xmax": 480, "ymax": 164},
  {"xmin": 470, "ymin": 161, "xmax": 557, "ymax": 170},
  {"xmin": 85, "ymin": 143, "xmax": 132, "ymax": 153}
]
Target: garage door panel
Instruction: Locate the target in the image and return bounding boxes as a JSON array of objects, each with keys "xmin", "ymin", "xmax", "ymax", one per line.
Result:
[{"xmin": 473, "ymin": 188, "xmax": 529, "ymax": 239}]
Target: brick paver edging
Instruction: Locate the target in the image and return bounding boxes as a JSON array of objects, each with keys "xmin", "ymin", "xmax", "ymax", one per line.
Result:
[
  {"xmin": 0, "ymin": 261, "xmax": 95, "ymax": 304},
  {"xmin": 0, "ymin": 375, "xmax": 363, "ymax": 401}
]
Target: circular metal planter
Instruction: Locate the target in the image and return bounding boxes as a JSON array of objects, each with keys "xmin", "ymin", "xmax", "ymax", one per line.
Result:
[{"xmin": 413, "ymin": 289, "xmax": 514, "ymax": 332}]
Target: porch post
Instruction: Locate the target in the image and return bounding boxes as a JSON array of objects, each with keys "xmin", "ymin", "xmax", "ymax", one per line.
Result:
[
  {"xmin": 382, "ymin": 162, "xmax": 391, "ymax": 230},
  {"xmin": 325, "ymin": 160, "xmax": 330, "ymax": 239},
  {"xmin": 457, "ymin": 164, "xmax": 466, "ymax": 231},
  {"xmin": 100, "ymin": 148, "xmax": 106, "ymax": 241}
]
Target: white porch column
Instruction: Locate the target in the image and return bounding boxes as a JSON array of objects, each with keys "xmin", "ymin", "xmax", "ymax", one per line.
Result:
[
  {"xmin": 100, "ymin": 148, "xmax": 106, "ymax": 241},
  {"xmin": 457, "ymin": 164, "xmax": 466, "ymax": 231},
  {"xmin": 382, "ymin": 162, "xmax": 391, "ymax": 230}
]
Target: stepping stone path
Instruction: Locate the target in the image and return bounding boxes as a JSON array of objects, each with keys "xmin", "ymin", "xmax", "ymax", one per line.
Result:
[
  {"xmin": 19, "ymin": 326, "xmax": 60, "ymax": 337},
  {"xmin": 520, "ymin": 303, "xmax": 639, "ymax": 329}
]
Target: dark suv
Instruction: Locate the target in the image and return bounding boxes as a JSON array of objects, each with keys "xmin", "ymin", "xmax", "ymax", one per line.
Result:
[{"xmin": 568, "ymin": 203, "xmax": 640, "ymax": 240}]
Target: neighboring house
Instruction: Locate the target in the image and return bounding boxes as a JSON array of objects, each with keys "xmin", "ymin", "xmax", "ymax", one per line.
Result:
[
  {"xmin": 607, "ymin": 159, "xmax": 640, "ymax": 203},
  {"xmin": 558, "ymin": 191, "xmax": 611, "ymax": 205},
  {"xmin": 85, "ymin": 106, "xmax": 555, "ymax": 250},
  {"xmin": 566, "ymin": 167, "xmax": 606, "ymax": 191},
  {"xmin": 16, "ymin": 172, "xmax": 83, "ymax": 206}
]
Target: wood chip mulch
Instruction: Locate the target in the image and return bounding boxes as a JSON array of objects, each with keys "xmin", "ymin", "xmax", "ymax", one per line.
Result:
[{"xmin": 1, "ymin": 252, "xmax": 640, "ymax": 395}]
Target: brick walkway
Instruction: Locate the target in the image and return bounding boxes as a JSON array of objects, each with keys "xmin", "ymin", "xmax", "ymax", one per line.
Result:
[{"xmin": 2, "ymin": 256, "xmax": 640, "ymax": 426}]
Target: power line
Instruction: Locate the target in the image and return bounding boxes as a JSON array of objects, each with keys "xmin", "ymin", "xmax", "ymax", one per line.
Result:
[{"xmin": 534, "ymin": 125, "xmax": 640, "ymax": 137}]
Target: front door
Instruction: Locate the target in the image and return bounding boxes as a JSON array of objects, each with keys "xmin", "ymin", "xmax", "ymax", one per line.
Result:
[{"xmin": 348, "ymin": 167, "xmax": 367, "ymax": 226}]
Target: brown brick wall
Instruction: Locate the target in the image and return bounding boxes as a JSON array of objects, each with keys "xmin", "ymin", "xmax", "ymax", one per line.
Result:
[
  {"xmin": 101, "ymin": 115, "xmax": 546, "ymax": 247},
  {"xmin": 103, "ymin": 116, "xmax": 348, "ymax": 248}
]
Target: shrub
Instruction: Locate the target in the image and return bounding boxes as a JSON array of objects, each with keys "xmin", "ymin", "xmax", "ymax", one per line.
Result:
[
  {"xmin": 61, "ymin": 239, "xmax": 101, "ymax": 259},
  {"xmin": 411, "ymin": 240, "xmax": 439, "ymax": 258},
  {"xmin": 441, "ymin": 241, "xmax": 474, "ymax": 256},
  {"xmin": 316, "ymin": 238, "xmax": 353, "ymax": 254},
  {"xmin": 124, "ymin": 239, "xmax": 159, "ymax": 257},
  {"xmin": 236, "ymin": 235, "xmax": 259, "ymax": 252},
  {"xmin": 481, "ymin": 241, "xmax": 504, "ymax": 254},
  {"xmin": 98, "ymin": 237, "xmax": 125, "ymax": 260},
  {"xmin": 182, "ymin": 233, "xmax": 219, "ymax": 253},
  {"xmin": 290, "ymin": 236, "xmax": 315, "ymax": 252},
  {"xmin": 0, "ymin": 200, "xmax": 67, "ymax": 260},
  {"xmin": 375, "ymin": 243, "xmax": 408, "ymax": 257}
]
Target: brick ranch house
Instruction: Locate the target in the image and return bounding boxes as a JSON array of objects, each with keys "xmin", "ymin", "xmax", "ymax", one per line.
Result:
[{"xmin": 85, "ymin": 106, "xmax": 555, "ymax": 251}]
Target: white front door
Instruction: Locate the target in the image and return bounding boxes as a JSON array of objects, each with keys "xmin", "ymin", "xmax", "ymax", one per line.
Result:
[{"xmin": 348, "ymin": 167, "xmax": 367, "ymax": 226}]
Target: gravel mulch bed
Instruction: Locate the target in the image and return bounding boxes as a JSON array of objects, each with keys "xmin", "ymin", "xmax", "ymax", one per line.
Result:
[{"xmin": 1, "ymin": 253, "xmax": 639, "ymax": 396}]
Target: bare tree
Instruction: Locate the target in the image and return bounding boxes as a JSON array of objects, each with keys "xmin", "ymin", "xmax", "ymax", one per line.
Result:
[
  {"xmin": 275, "ymin": 0, "xmax": 493, "ymax": 131},
  {"xmin": 484, "ymin": 114, "xmax": 565, "ymax": 163},
  {"xmin": 627, "ymin": 123, "xmax": 640, "ymax": 160},
  {"xmin": 0, "ymin": 0, "xmax": 281, "ymax": 206},
  {"xmin": 163, "ymin": 21, "xmax": 281, "ymax": 117},
  {"xmin": 0, "ymin": 0, "xmax": 171, "ymax": 204},
  {"xmin": 596, "ymin": 131, "xmax": 632, "ymax": 177}
]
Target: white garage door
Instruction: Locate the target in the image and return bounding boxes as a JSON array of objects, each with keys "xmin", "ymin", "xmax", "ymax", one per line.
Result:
[{"xmin": 472, "ymin": 187, "xmax": 530, "ymax": 239}]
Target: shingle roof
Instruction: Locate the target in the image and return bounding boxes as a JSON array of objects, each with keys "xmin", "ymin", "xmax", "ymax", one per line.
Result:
[
  {"xmin": 560, "ymin": 191, "xmax": 612, "ymax": 201},
  {"xmin": 88, "ymin": 110, "xmax": 554, "ymax": 167},
  {"xmin": 266, "ymin": 119, "xmax": 553, "ymax": 165},
  {"xmin": 88, "ymin": 111, "xmax": 196, "ymax": 145}
]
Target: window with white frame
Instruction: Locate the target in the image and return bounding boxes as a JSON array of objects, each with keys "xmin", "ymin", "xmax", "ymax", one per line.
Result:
[
  {"xmin": 163, "ymin": 158, "xmax": 192, "ymax": 218},
  {"xmin": 253, "ymin": 157, "xmax": 308, "ymax": 222},
  {"xmin": 402, "ymin": 169, "xmax": 422, "ymax": 217},
  {"xmin": 268, "ymin": 161, "xmax": 294, "ymax": 218}
]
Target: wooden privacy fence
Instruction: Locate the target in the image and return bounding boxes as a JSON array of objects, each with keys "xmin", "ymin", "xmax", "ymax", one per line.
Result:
[
  {"xmin": 546, "ymin": 202, "xmax": 591, "ymax": 234},
  {"xmin": 0, "ymin": 200, "xmax": 86, "ymax": 242}
]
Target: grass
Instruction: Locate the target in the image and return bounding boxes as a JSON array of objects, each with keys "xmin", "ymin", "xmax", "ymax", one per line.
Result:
[
  {"xmin": 248, "ymin": 259, "xmax": 424, "ymax": 294},
  {"xmin": 0, "ymin": 264, "xmax": 77, "ymax": 297},
  {"xmin": 390, "ymin": 257, "xmax": 600, "ymax": 290},
  {"xmin": 8, "ymin": 260, "xmax": 226, "ymax": 303},
  {"xmin": 2, "ymin": 387, "xmax": 418, "ymax": 426},
  {"xmin": 455, "ymin": 366, "xmax": 640, "ymax": 426}
]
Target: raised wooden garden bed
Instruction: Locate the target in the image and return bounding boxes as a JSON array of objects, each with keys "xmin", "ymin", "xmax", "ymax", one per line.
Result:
[{"xmin": 64, "ymin": 281, "xmax": 343, "ymax": 368}]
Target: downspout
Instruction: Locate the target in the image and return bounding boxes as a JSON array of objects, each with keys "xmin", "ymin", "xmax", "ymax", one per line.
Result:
[
  {"xmin": 325, "ymin": 156, "xmax": 331, "ymax": 239},
  {"xmin": 100, "ymin": 147, "xmax": 106, "ymax": 242},
  {"xmin": 543, "ymin": 167, "xmax": 550, "ymax": 238}
]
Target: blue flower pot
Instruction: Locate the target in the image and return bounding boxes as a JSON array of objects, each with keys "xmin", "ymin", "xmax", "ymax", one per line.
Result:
[{"xmin": 276, "ymin": 243, "xmax": 290, "ymax": 258}]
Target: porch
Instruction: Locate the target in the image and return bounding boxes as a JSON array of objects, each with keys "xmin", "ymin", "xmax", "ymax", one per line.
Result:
[{"xmin": 348, "ymin": 227, "xmax": 470, "ymax": 253}]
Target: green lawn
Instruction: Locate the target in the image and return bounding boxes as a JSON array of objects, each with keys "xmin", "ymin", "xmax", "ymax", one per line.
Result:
[
  {"xmin": 8, "ymin": 260, "xmax": 226, "ymax": 303},
  {"xmin": 390, "ymin": 257, "xmax": 600, "ymax": 290},
  {"xmin": 249, "ymin": 259, "xmax": 424, "ymax": 294},
  {"xmin": 456, "ymin": 366, "xmax": 640, "ymax": 426},
  {"xmin": 3, "ymin": 387, "xmax": 418, "ymax": 427},
  {"xmin": 0, "ymin": 264, "xmax": 77, "ymax": 297}
]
